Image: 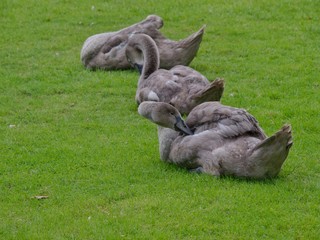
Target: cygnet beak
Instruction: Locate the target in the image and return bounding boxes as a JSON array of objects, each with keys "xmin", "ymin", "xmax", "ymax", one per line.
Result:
[
  {"xmin": 134, "ymin": 63, "xmax": 143, "ymax": 74},
  {"xmin": 174, "ymin": 116, "xmax": 193, "ymax": 135}
]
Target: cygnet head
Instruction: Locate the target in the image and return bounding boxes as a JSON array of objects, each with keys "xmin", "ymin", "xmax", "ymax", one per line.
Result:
[
  {"xmin": 125, "ymin": 42, "xmax": 144, "ymax": 73},
  {"xmin": 138, "ymin": 101, "xmax": 193, "ymax": 135}
]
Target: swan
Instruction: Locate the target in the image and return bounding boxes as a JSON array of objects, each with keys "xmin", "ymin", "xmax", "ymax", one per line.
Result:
[
  {"xmin": 81, "ymin": 15, "xmax": 205, "ymax": 70},
  {"xmin": 138, "ymin": 101, "xmax": 293, "ymax": 179},
  {"xmin": 126, "ymin": 33, "xmax": 224, "ymax": 115}
]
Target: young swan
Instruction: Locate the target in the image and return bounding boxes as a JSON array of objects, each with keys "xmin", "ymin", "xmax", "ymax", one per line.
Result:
[
  {"xmin": 127, "ymin": 33, "xmax": 224, "ymax": 115},
  {"xmin": 81, "ymin": 15, "xmax": 205, "ymax": 70},
  {"xmin": 138, "ymin": 101, "xmax": 293, "ymax": 179}
]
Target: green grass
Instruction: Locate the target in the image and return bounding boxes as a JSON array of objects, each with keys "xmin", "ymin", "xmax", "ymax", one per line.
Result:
[{"xmin": 1, "ymin": 0, "xmax": 319, "ymax": 239}]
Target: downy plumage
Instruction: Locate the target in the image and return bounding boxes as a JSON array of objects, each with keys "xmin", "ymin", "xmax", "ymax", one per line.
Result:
[
  {"xmin": 81, "ymin": 15, "xmax": 205, "ymax": 70},
  {"xmin": 126, "ymin": 33, "xmax": 224, "ymax": 114},
  {"xmin": 138, "ymin": 101, "xmax": 293, "ymax": 179}
]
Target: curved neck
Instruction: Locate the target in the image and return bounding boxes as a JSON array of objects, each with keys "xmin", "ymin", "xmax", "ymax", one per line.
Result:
[
  {"xmin": 157, "ymin": 126, "xmax": 179, "ymax": 161},
  {"xmin": 132, "ymin": 35, "xmax": 160, "ymax": 87}
]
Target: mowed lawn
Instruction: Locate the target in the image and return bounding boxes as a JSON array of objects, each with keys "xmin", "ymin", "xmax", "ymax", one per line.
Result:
[{"xmin": 1, "ymin": 0, "xmax": 319, "ymax": 239}]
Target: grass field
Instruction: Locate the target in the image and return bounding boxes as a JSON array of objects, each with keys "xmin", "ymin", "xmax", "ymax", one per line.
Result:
[{"xmin": 1, "ymin": 0, "xmax": 319, "ymax": 239}]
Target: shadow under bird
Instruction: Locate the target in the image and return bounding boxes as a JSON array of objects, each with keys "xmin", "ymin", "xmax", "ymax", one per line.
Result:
[
  {"xmin": 138, "ymin": 101, "xmax": 293, "ymax": 179},
  {"xmin": 126, "ymin": 33, "xmax": 224, "ymax": 115},
  {"xmin": 81, "ymin": 15, "xmax": 205, "ymax": 70}
]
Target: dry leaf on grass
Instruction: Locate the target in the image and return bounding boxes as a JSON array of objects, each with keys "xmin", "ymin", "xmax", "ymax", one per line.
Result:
[{"xmin": 34, "ymin": 195, "xmax": 49, "ymax": 200}]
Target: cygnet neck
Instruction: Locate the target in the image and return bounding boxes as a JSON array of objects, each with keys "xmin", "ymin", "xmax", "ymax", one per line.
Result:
[
  {"xmin": 157, "ymin": 126, "xmax": 179, "ymax": 161},
  {"xmin": 134, "ymin": 34, "xmax": 160, "ymax": 87}
]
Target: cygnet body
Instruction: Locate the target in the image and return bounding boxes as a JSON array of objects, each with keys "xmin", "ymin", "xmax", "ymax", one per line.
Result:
[
  {"xmin": 81, "ymin": 15, "xmax": 205, "ymax": 70},
  {"xmin": 127, "ymin": 33, "xmax": 224, "ymax": 115},
  {"xmin": 138, "ymin": 101, "xmax": 293, "ymax": 179}
]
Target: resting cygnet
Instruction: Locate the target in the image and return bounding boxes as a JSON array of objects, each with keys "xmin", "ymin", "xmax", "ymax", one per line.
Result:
[
  {"xmin": 138, "ymin": 101, "xmax": 293, "ymax": 179},
  {"xmin": 126, "ymin": 33, "xmax": 224, "ymax": 115},
  {"xmin": 81, "ymin": 15, "xmax": 205, "ymax": 70}
]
